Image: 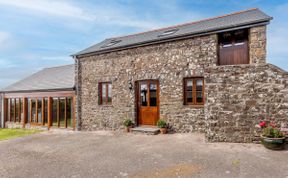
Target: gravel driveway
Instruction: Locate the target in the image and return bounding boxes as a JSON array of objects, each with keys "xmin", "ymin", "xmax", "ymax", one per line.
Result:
[{"xmin": 0, "ymin": 131, "xmax": 287, "ymax": 178}]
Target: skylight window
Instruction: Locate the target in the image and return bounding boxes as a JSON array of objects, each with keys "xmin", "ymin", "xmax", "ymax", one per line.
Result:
[
  {"xmin": 158, "ymin": 29, "xmax": 179, "ymax": 37},
  {"xmin": 101, "ymin": 40, "xmax": 121, "ymax": 48}
]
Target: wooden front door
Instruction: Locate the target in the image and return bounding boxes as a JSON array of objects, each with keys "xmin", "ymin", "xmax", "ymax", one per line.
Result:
[{"xmin": 136, "ymin": 80, "xmax": 159, "ymax": 125}]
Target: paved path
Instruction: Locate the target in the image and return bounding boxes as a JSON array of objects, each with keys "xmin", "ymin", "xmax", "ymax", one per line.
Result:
[{"xmin": 0, "ymin": 131, "xmax": 287, "ymax": 178}]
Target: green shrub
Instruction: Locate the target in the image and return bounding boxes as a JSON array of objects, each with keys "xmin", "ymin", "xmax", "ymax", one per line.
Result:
[
  {"xmin": 123, "ymin": 118, "xmax": 133, "ymax": 127},
  {"xmin": 157, "ymin": 120, "xmax": 167, "ymax": 128},
  {"xmin": 0, "ymin": 129, "xmax": 42, "ymax": 141},
  {"xmin": 263, "ymin": 126, "xmax": 284, "ymax": 138}
]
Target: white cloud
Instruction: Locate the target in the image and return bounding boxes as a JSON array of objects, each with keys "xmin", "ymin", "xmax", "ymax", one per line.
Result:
[
  {"xmin": 0, "ymin": 59, "xmax": 8, "ymax": 66},
  {"xmin": 0, "ymin": 31, "xmax": 10, "ymax": 45},
  {"xmin": 0, "ymin": 31, "xmax": 19, "ymax": 52},
  {"xmin": 0, "ymin": 0, "xmax": 94, "ymax": 20},
  {"xmin": 0, "ymin": 0, "xmax": 159, "ymax": 29},
  {"xmin": 0, "ymin": 0, "xmax": 202, "ymax": 30},
  {"xmin": 0, "ymin": 59, "xmax": 18, "ymax": 68}
]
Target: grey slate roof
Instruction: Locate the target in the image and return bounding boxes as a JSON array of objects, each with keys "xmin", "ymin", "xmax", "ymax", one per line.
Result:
[
  {"xmin": 75, "ymin": 8, "xmax": 272, "ymax": 57},
  {"xmin": 1, "ymin": 64, "xmax": 75, "ymax": 92}
]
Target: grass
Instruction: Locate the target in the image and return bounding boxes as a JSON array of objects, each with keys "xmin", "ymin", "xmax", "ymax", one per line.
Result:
[{"xmin": 0, "ymin": 129, "xmax": 42, "ymax": 141}]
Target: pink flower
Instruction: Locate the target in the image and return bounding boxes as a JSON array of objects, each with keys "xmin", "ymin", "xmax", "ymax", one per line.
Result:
[
  {"xmin": 270, "ymin": 122, "xmax": 276, "ymax": 128},
  {"xmin": 259, "ymin": 121, "xmax": 266, "ymax": 128}
]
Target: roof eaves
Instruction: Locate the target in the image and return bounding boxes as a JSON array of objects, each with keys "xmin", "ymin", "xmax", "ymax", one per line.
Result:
[
  {"xmin": 1, "ymin": 87, "xmax": 75, "ymax": 94},
  {"xmin": 74, "ymin": 19, "xmax": 271, "ymax": 58}
]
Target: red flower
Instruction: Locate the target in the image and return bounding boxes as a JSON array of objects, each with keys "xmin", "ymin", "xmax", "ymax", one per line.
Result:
[
  {"xmin": 259, "ymin": 121, "xmax": 266, "ymax": 128},
  {"xmin": 270, "ymin": 122, "xmax": 276, "ymax": 128}
]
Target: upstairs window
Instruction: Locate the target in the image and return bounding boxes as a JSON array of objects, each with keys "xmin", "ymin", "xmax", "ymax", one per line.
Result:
[
  {"xmin": 183, "ymin": 78, "xmax": 204, "ymax": 105},
  {"xmin": 218, "ymin": 29, "xmax": 249, "ymax": 65},
  {"xmin": 98, "ymin": 82, "xmax": 112, "ymax": 105}
]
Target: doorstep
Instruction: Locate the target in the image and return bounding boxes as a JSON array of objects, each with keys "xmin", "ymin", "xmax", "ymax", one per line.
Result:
[{"xmin": 130, "ymin": 126, "xmax": 160, "ymax": 135}]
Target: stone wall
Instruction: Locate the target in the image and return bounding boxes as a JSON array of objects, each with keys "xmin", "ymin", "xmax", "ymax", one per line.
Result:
[
  {"xmin": 5, "ymin": 122, "xmax": 24, "ymax": 129},
  {"xmin": 249, "ymin": 26, "xmax": 267, "ymax": 64},
  {"xmin": 76, "ymin": 25, "xmax": 268, "ymax": 136},
  {"xmin": 77, "ymin": 34, "xmax": 218, "ymax": 132},
  {"xmin": 205, "ymin": 64, "xmax": 288, "ymax": 142},
  {"xmin": 5, "ymin": 122, "xmax": 49, "ymax": 130},
  {"xmin": 75, "ymin": 59, "xmax": 81, "ymax": 130}
]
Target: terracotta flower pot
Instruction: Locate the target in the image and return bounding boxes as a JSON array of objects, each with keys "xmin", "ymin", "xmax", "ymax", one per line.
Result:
[
  {"xmin": 261, "ymin": 135, "xmax": 286, "ymax": 150},
  {"xmin": 124, "ymin": 127, "xmax": 129, "ymax": 133},
  {"xmin": 124, "ymin": 126, "xmax": 132, "ymax": 133},
  {"xmin": 160, "ymin": 128, "xmax": 167, "ymax": 134}
]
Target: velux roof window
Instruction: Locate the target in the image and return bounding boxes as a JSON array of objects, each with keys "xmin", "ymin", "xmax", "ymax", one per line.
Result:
[
  {"xmin": 101, "ymin": 39, "xmax": 121, "ymax": 48},
  {"xmin": 158, "ymin": 29, "xmax": 179, "ymax": 37}
]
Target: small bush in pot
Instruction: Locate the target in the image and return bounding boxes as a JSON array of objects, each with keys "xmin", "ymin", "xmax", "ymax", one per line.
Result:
[
  {"xmin": 157, "ymin": 120, "xmax": 167, "ymax": 134},
  {"xmin": 123, "ymin": 118, "xmax": 133, "ymax": 132},
  {"xmin": 259, "ymin": 121, "xmax": 286, "ymax": 150}
]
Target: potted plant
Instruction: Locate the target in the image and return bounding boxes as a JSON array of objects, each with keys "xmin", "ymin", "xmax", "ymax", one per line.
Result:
[
  {"xmin": 123, "ymin": 118, "xmax": 133, "ymax": 132},
  {"xmin": 157, "ymin": 120, "xmax": 167, "ymax": 134},
  {"xmin": 259, "ymin": 121, "xmax": 286, "ymax": 150}
]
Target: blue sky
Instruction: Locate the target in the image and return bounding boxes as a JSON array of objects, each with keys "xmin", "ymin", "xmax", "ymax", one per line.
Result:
[{"xmin": 0, "ymin": 0, "xmax": 287, "ymax": 89}]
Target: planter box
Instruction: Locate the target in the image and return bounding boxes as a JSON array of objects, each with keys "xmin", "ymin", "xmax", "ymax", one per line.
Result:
[
  {"xmin": 261, "ymin": 136, "xmax": 286, "ymax": 150},
  {"xmin": 280, "ymin": 128, "xmax": 288, "ymax": 143}
]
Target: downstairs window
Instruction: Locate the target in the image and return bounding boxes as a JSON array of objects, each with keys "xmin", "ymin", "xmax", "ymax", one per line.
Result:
[
  {"xmin": 183, "ymin": 78, "xmax": 204, "ymax": 106},
  {"xmin": 98, "ymin": 82, "xmax": 112, "ymax": 105}
]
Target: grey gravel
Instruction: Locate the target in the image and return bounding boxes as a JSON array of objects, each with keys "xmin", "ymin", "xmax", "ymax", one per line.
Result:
[{"xmin": 0, "ymin": 131, "xmax": 287, "ymax": 178}]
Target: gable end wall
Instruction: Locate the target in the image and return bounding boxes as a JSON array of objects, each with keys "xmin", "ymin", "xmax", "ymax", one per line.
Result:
[{"xmin": 77, "ymin": 34, "xmax": 218, "ymax": 132}]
